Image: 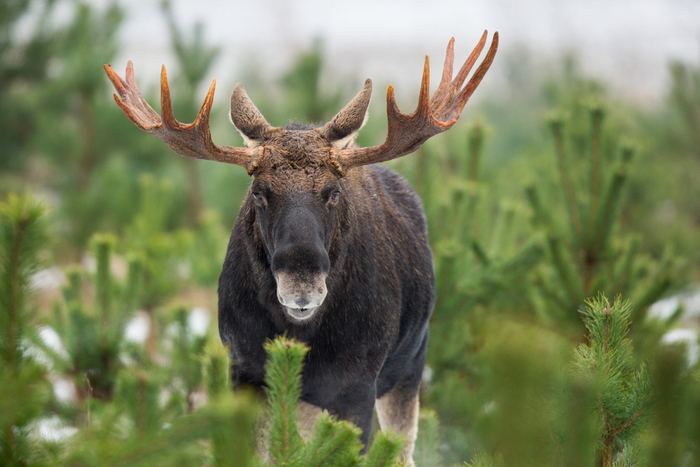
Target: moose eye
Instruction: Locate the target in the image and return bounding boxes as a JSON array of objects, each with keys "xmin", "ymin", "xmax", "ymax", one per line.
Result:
[
  {"xmin": 330, "ymin": 191, "xmax": 340, "ymax": 202},
  {"xmin": 252, "ymin": 192, "xmax": 263, "ymax": 201}
]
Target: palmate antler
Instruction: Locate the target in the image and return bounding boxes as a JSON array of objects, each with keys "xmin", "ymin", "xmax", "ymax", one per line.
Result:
[
  {"xmin": 104, "ymin": 62, "xmax": 263, "ymax": 173},
  {"xmin": 105, "ymin": 32, "xmax": 497, "ymax": 178},
  {"xmin": 330, "ymin": 31, "xmax": 499, "ymax": 176}
]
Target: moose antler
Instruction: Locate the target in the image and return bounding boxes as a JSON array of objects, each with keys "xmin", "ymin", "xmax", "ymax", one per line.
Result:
[
  {"xmin": 331, "ymin": 31, "xmax": 498, "ymax": 176},
  {"xmin": 104, "ymin": 61, "xmax": 263, "ymax": 173}
]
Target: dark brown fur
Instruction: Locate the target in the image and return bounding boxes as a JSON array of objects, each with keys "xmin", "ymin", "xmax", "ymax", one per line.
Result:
[{"xmin": 218, "ymin": 126, "xmax": 435, "ymax": 454}]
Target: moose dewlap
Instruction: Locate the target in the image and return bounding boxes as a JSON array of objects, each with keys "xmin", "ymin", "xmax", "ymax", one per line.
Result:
[{"xmin": 105, "ymin": 31, "xmax": 498, "ymax": 463}]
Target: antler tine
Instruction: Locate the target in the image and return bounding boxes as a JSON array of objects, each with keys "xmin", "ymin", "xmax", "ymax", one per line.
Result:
[
  {"xmin": 452, "ymin": 31, "xmax": 487, "ymax": 93},
  {"xmin": 416, "ymin": 56, "xmax": 432, "ymax": 118},
  {"xmin": 104, "ymin": 61, "xmax": 261, "ymax": 172},
  {"xmin": 456, "ymin": 32, "xmax": 498, "ymax": 112},
  {"xmin": 124, "ymin": 61, "xmax": 156, "ymax": 121},
  {"xmin": 160, "ymin": 65, "xmax": 181, "ymax": 129},
  {"xmin": 195, "ymin": 79, "xmax": 217, "ymax": 128},
  {"xmin": 430, "ymin": 31, "xmax": 489, "ymax": 122},
  {"xmin": 332, "ymin": 33, "xmax": 499, "ymax": 175},
  {"xmin": 107, "ymin": 63, "xmax": 127, "ymax": 97},
  {"xmin": 106, "ymin": 61, "xmax": 160, "ymax": 132},
  {"xmin": 437, "ymin": 38, "xmax": 455, "ymax": 92}
]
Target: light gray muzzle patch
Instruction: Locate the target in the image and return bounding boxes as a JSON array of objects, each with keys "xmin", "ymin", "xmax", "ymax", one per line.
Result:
[{"xmin": 275, "ymin": 271, "xmax": 328, "ymax": 321}]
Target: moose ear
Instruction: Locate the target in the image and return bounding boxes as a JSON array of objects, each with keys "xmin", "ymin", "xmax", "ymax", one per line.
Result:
[
  {"xmin": 320, "ymin": 79, "xmax": 372, "ymax": 149},
  {"xmin": 230, "ymin": 84, "xmax": 273, "ymax": 147}
]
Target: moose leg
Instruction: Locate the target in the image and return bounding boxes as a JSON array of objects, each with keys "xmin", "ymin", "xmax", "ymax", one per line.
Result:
[
  {"xmin": 320, "ymin": 381, "xmax": 377, "ymax": 451},
  {"xmin": 375, "ymin": 384, "xmax": 420, "ymax": 465}
]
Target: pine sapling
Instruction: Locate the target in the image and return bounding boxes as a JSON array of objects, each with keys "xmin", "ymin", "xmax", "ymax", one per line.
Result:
[
  {"xmin": 262, "ymin": 336, "xmax": 405, "ymax": 467},
  {"xmin": 36, "ymin": 233, "xmax": 145, "ymax": 404},
  {"xmin": 528, "ymin": 105, "xmax": 675, "ymax": 329},
  {"xmin": 205, "ymin": 340, "xmax": 230, "ymax": 398},
  {"xmin": 264, "ymin": 337, "xmax": 306, "ymax": 464},
  {"xmin": 574, "ymin": 296, "xmax": 651, "ymax": 467},
  {"xmin": 412, "ymin": 410, "xmax": 444, "ymax": 467},
  {"xmin": 429, "ymin": 123, "xmax": 543, "ymax": 320},
  {"xmin": 642, "ymin": 345, "xmax": 699, "ymax": 467},
  {"xmin": 172, "ymin": 305, "xmax": 208, "ymax": 413},
  {"xmin": 0, "ymin": 193, "xmax": 52, "ymax": 467},
  {"xmin": 116, "ymin": 369, "xmax": 162, "ymax": 434},
  {"xmin": 1, "ymin": 193, "xmax": 49, "ymax": 370}
]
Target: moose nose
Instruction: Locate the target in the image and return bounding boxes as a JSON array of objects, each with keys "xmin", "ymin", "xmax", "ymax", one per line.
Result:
[{"xmin": 274, "ymin": 270, "xmax": 328, "ymax": 316}]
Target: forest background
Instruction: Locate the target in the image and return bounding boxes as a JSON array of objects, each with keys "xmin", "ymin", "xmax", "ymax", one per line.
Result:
[{"xmin": 2, "ymin": 0, "xmax": 700, "ymax": 466}]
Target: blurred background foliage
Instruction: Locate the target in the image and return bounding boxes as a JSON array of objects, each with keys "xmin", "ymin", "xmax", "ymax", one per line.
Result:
[{"xmin": 1, "ymin": 1, "xmax": 700, "ymax": 466}]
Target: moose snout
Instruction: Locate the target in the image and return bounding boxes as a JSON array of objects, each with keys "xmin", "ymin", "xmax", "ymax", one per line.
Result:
[{"xmin": 274, "ymin": 271, "xmax": 328, "ymax": 320}]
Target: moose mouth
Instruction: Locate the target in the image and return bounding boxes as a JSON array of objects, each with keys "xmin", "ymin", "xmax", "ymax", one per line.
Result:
[
  {"xmin": 285, "ymin": 306, "xmax": 317, "ymax": 321},
  {"xmin": 275, "ymin": 271, "xmax": 327, "ymax": 322}
]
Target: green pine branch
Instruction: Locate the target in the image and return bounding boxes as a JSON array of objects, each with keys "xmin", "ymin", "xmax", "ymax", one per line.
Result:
[
  {"xmin": 264, "ymin": 337, "xmax": 306, "ymax": 463},
  {"xmin": 0, "ymin": 193, "xmax": 52, "ymax": 466},
  {"xmin": 529, "ymin": 104, "xmax": 676, "ymax": 327},
  {"xmin": 0, "ymin": 193, "xmax": 49, "ymax": 370},
  {"xmin": 574, "ymin": 296, "xmax": 651, "ymax": 467},
  {"xmin": 262, "ymin": 337, "xmax": 404, "ymax": 466}
]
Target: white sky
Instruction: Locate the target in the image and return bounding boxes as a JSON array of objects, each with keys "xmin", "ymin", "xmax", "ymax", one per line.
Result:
[{"xmin": 24, "ymin": 0, "xmax": 700, "ymax": 104}]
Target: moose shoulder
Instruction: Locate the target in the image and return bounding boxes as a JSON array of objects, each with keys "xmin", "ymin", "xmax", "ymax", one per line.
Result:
[{"xmin": 105, "ymin": 31, "xmax": 498, "ymax": 463}]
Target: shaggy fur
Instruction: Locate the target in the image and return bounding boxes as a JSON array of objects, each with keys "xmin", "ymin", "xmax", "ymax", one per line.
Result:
[{"xmin": 218, "ymin": 137, "xmax": 435, "ymax": 449}]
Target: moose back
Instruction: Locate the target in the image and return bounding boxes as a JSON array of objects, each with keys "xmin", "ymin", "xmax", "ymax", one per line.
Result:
[{"xmin": 105, "ymin": 31, "xmax": 498, "ymax": 462}]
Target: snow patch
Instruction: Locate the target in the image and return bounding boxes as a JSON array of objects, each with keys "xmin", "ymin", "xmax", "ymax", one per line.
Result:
[
  {"xmin": 30, "ymin": 267, "xmax": 66, "ymax": 292},
  {"xmin": 124, "ymin": 311, "xmax": 151, "ymax": 344},
  {"xmin": 661, "ymin": 328, "xmax": 699, "ymax": 368},
  {"xmin": 29, "ymin": 416, "xmax": 77, "ymax": 443},
  {"xmin": 188, "ymin": 307, "xmax": 211, "ymax": 336},
  {"xmin": 51, "ymin": 376, "xmax": 77, "ymax": 404},
  {"xmin": 648, "ymin": 288, "xmax": 700, "ymax": 323}
]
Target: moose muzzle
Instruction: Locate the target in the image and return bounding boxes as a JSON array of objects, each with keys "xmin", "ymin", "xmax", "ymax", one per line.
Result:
[{"xmin": 274, "ymin": 270, "xmax": 328, "ymax": 320}]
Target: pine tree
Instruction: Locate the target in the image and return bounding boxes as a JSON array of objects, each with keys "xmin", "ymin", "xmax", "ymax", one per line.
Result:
[
  {"xmin": 124, "ymin": 174, "xmax": 185, "ymax": 309},
  {"xmin": 640, "ymin": 343, "xmax": 700, "ymax": 466},
  {"xmin": 0, "ymin": 192, "xmax": 260, "ymax": 465},
  {"xmin": 58, "ymin": 3, "xmax": 124, "ymax": 193},
  {"xmin": 668, "ymin": 60, "xmax": 700, "ymax": 158},
  {"xmin": 36, "ymin": 233, "xmax": 144, "ymax": 404},
  {"xmin": 0, "ymin": 0, "xmax": 58, "ymax": 174},
  {"xmin": 0, "ymin": 193, "xmax": 52, "ymax": 466},
  {"xmin": 428, "ymin": 122, "xmax": 544, "ymax": 319},
  {"xmin": 574, "ymin": 296, "xmax": 651, "ymax": 467},
  {"xmin": 413, "ymin": 123, "xmax": 543, "ymax": 463},
  {"xmin": 412, "ymin": 410, "xmax": 445, "ymax": 467},
  {"xmin": 28, "ymin": 1, "xmax": 129, "ymax": 247},
  {"xmin": 262, "ymin": 336, "xmax": 405, "ymax": 467},
  {"xmin": 462, "ymin": 295, "xmax": 660, "ymax": 467},
  {"xmin": 526, "ymin": 106, "xmax": 675, "ymax": 329},
  {"xmin": 171, "ymin": 305, "xmax": 209, "ymax": 413}
]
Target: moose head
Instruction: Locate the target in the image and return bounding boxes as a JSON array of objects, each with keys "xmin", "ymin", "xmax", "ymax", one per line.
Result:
[{"xmin": 104, "ymin": 32, "xmax": 498, "ymax": 323}]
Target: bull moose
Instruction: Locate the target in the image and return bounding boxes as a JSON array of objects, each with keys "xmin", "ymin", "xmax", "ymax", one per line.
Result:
[{"xmin": 105, "ymin": 31, "xmax": 498, "ymax": 463}]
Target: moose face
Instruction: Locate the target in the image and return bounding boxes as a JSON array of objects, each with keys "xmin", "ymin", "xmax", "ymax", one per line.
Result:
[{"xmin": 247, "ymin": 129, "xmax": 343, "ymax": 321}]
